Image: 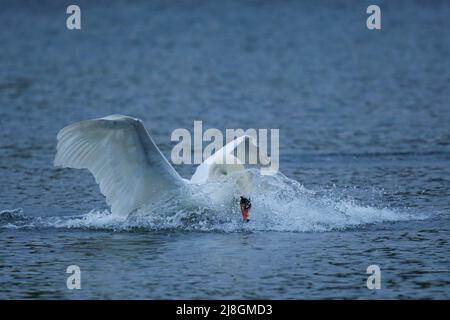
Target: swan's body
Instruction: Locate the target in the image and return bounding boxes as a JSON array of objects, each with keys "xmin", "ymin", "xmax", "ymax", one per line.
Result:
[{"xmin": 54, "ymin": 115, "xmax": 269, "ymax": 216}]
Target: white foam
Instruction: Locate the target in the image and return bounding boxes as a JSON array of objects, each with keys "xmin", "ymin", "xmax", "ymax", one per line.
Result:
[{"xmin": 1, "ymin": 170, "xmax": 421, "ymax": 232}]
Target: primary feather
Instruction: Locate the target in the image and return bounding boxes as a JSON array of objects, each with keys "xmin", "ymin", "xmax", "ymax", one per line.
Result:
[{"xmin": 54, "ymin": 115, "xmax": 185, "ymax": 216}]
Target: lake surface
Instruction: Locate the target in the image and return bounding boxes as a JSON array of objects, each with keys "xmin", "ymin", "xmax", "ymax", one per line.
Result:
[{"xmin": 0, "ymin": 0, "xmax": 449, "ymax": 299}]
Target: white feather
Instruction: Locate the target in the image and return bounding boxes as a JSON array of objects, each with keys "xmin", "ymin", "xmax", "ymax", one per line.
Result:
[
  {"xmin": 190, "ymin": 135, "xmax": 270, "ymax": 184},
  {"xmin": 54, "ymin": 115, "xmax": 185, "ymax": 216}
]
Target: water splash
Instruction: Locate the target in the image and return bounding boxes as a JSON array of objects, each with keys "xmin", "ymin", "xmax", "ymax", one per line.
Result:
[{"xmin": 1, "ymin": 170, "xmax": 421, "ymax": 232}]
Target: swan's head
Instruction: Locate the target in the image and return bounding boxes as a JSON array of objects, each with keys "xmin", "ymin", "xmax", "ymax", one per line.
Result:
[{"xmin": 240, "ymin": 196, "xmax": 251, "ymax": 222}]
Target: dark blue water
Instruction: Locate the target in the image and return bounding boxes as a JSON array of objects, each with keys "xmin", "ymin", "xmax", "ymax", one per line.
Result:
[{"xmin": 0, "ymin": 0, "xmax": 449, "ymax": 299}]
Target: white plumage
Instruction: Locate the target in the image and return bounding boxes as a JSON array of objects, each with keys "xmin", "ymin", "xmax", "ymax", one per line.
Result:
[
  {"xmin": 54, "ymin": 115, "xmax": 185, "ymax": 215},
  {"xmin": 54, "ymin": 115, "xmax": 270, "ymax": 216}
]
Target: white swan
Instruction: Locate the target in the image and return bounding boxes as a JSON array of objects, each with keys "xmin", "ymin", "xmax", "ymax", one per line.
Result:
[{"xmin": 54, "ymin": 115, "xmax": 270, "ymax": 216}]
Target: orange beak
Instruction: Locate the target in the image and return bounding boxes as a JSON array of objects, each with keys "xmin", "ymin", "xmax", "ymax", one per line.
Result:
[{"xmin": 240, "ymin": 204, "xmax": 250, "ymax": 222}]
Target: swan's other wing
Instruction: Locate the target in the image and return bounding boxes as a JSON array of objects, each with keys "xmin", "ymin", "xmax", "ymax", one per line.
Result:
[
  {"xmin": 54, "ymin": 115, "xmax": 185, "ymax": 216},
  {"xmin": 190, "ymin": 135, "xmax": 271, "ymax": 184}
]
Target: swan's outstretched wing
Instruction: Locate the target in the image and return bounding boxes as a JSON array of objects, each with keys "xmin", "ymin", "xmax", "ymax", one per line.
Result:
[
  {"xmin": 54, "ymin": 115, "xmax": 184, "ymax": 216},
  {"xmin": 190, "ymin": 135, "xmax": 271, "ymax": 184}
]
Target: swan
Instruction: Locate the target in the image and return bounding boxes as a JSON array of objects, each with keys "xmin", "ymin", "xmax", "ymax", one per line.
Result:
[{"xmin": 54, "ymin": 115, "xmax": 272, "ymax": 216}]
